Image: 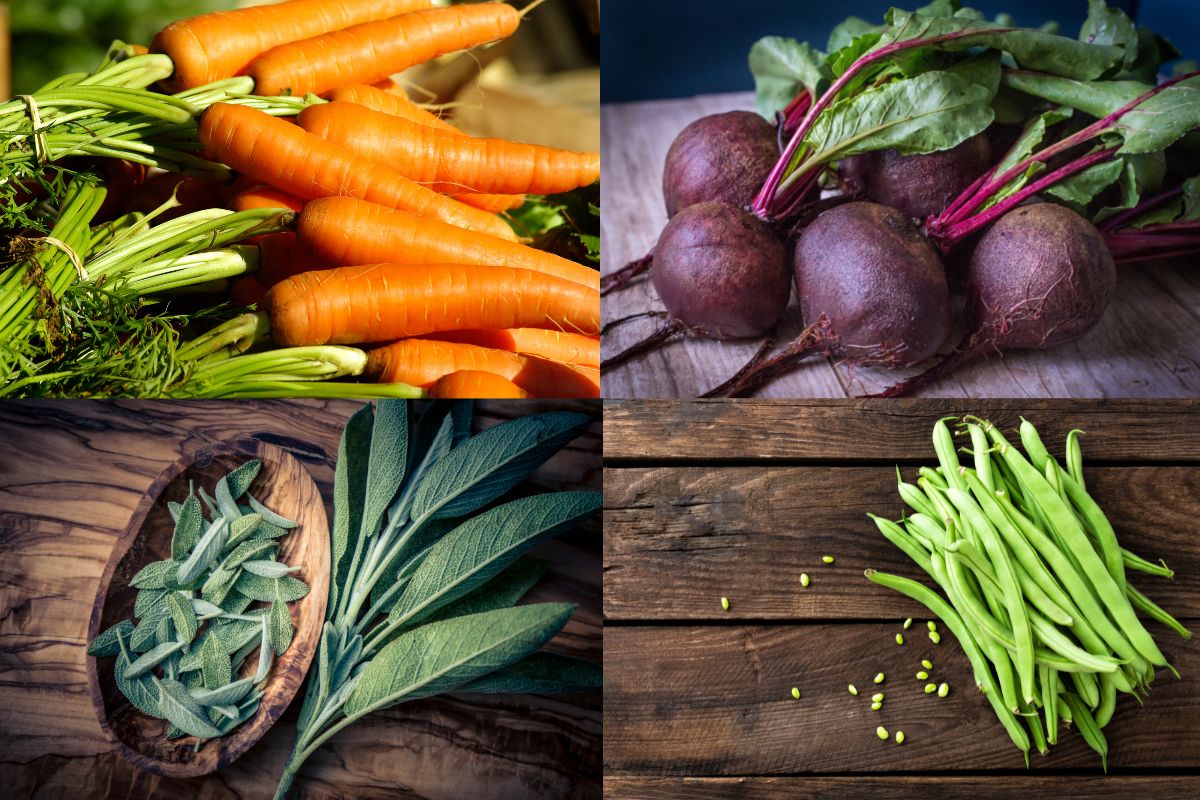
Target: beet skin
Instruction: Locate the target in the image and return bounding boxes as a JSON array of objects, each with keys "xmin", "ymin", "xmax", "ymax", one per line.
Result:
[{"xmin": 662, "ymin": 111, "xmax": 778, "ymax": 217}]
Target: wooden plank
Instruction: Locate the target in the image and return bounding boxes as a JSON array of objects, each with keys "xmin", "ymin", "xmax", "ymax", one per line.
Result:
[
  {"xmin": 0, "ymin": 400, "xmax": 600, "ymax": 799},
  {"xmin": 604, "ymin": 465, "xmax": 1200, "ymax": 620},
  {"xmin": 600, "ymin": 93, "xmax": 1200, "ymax": 398},
  {"xmin": 604, "ymin": 625, "xmax": 1200, "ymax": 774},
  {"xmin": 603, "ymin": 399, "xmax": 1200, "ymax": 462},
  {"xmin": 606, "ymin": 776, "xmax": 1200, "ymax": 799}
]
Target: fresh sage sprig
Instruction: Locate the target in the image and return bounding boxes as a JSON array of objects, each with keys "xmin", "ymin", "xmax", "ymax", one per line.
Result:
[
  {"xmin": 88, "ymin": 458, "xmax": 309, "ymax": 747},
  {"xmin": 274, "ymin": 400, "xmax": 602, "ymax": 800}
]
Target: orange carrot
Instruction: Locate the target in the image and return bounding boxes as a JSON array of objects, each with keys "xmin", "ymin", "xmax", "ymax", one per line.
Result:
[
  {"xmin": 329, "ymin": 83, "xmax": 460, "ymax": 132},
  {"xmin": 427, "ymin": 328, "xmax": 600, "ymax": 367},
  {"xmin": 299, "ymin": 102, "xmax": 600, "ymax": 195},
  {"xmin": 297, "ymin": 196, "xmax": 599, "ymax": 289},
  {"xmin": 231, "ymin": 184, "xmax": 306, "ymax": 212},
  {"xmin": 256, "ymin": 232, "xmax": 331, "ymax": 286},
  {"xmin": 365, "ymin": 339, "xmax": 600, "ymax": 397},
  {"xmin": 198, "ymin": 103, "xmax": 516, "ymax": 242},
  {"xmin": 454, "ymin": 192, "xmax": 527, "ymax": 212},
  {"xmin": 152, "ymin": 0, "xmax": 434, "ymax": 90},
  {"xmin": 246, "ymin": 3, "xmax": 520, "ymax": 97},
  {"xmin": 431, "ymin": 370, "xmax": 531, "ymax": 398},
  {"xmin": 266, "ymin": 262, "xmax": 599, "ymax": 346}
]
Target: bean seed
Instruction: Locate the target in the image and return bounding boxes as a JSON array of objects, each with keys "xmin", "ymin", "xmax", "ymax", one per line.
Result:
[
  {"xmin": 822, "ymin": 555, "xmax": 835, "ymax": 564},
  {"xmin": 929, "ymin": 631, "xmax": 941, "ymax": 644},
  {"xmin": 903, "ymin": 618, "xmax": 913, "ymax": 629},
  {"xmin": 916, "ymin": 670, "xmax": 928, "ymax": 680},
  {"xmin": 877, "ymin": 726, "xmax": 888, "ymax": 740},
  {"xmin": 895, "ymin": 633, "xmax": 904, "ymax": 645},
  {"xmin": 848, "ymin": 684, "xmax": 858, "ymax": 696},
  {"xmin": 927, "ymin": 620, "xmax": 937, "ymax": 632},
  {"xmin": 721, "ymin": 597, "xmax": 730, "ymax": 611},
  {"xmin": 871, "ymin": 701, "xmax": 883, "ymax": 711},
  {"xmin": 938, "ymin": 682, "xmax": 950, "ymax": 697},
  {"xmin": 874, "ymin": 673, "xmax": 885, "ymax": 684},
  {"xmin": 921, "ymin": 659, "xmax": 933, "ymax": 670},
  {"xmin": 895, "ymin": 731, "xmax": 906, "ymax": 744},
  {"xmin": 800, "ymin": 573, "xmax": 810, "ymax": 587},
  {"xmin": 925, "ymin": 683, "xmax": 937, "ymax": 694},
  {"xmin": 791, "ymin": 687, "xmax": 800, "ymax": 700},
  {"xmin": 871, "ymin": 693, "xmax": 884, "ymax": 703}
]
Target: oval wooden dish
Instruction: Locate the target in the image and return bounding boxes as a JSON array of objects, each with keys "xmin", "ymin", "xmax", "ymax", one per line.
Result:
[{"xmin": 86, "ymin": 438, "xmax": 329, "ymax": 778}]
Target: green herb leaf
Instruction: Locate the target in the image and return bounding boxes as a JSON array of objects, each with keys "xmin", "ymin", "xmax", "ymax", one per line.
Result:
[
  {"xmin": 171, "ymin": 494, "xmax": 203, "ymax": 560},
  {"xmin": 88, "ymin": 619, "xmax": 135, "ymax": 657},
  {"xmin": 214, "ymin": 475, "xmax": 241, "ymax": 521},
  {"xmin": 200, "ymin": 629, "xmax": 232, "ymax": 689},
  {"xmin": 390, "ymin": 492, "xmax": 599, "ymax": 627},
  {"xmin": 247, "ymin": 493, "xmax": 298, "ymax": 529},
  {"xmin": 220, "ymin": 538, "xmax": 277, "ymax": 571},
  {"xmin": 749, "ymin": 36, "xmax": 828, "ymax": 119},
  {"xmin": 345, "ymin": 603, "xmax": 575, "ymax": 718},
  {"xmin": 190, "ymin": 677, "xmax": 255, "ymax": 707},
  {"xmin": 222, "ymin": 591, "xmax": 256, "ymax": 616},
  {"xmin": 330, "ymin": 403, "xmax": 374, "ymax": 612},
  {"xmin": 361, "ymin": 399, "xmax": 410, "ymax": 539},
  {"xmin": 201, "ymin": 564, "xmax": 240, "ymax": 606},
  {"xmin": 254, "ymin": 619, "xmax": 272, "ymax": 682},
  {"xmin": 422, "ymin": 558, "xmax": 550, "ymax": 624},
  {"xmin": 155, "ymin": 677, "xmax": 223, "ymax": 739},
  {"xmin": 190, "ymin": 598, "xmax": 224, "ymax": 618},
  {"xmin": 115, "ymin": 631, "xmax": 164, "ymax": 718},
  {"xmin": 213, "ymin": 616, "xmax": 266, "ymax": 654},
  {"xmin": 243, "ymin": 559, "xmax": 298, "ymax": 578},
  {"xmin": 131, "ymin": 560, "xmax": 179, "ymax": 590},
  {"xmin": 125, "ymin": 640, "xmax": 186, "ymax": 679},
  {"xmin": 226, "ymin": 513, "xmax": 263, "ymax": 550},
  {"xmin": 166, "ymin": 591, "xmax": 199, "ymax": 645},
  {"xmin": 235, "ymin": 573, "xmax": 310, "ymax": 602},
  {"xmin": 177, "ymin": 518, "xmax": 228, "ymax": 585},
  {"xmin": 225, "ymin": 459, "xmax": 262, "ymax": 499},
  {"xmin": 134, "ymin": 587, "xmax": 169, "ymax": 618},
  {"xmin": 456, "ymin": 652, "xmax": 601, "ymax": 695},
  {"xmin": 409, "ymin": 412, "xmax": 593, "ymax": 522},
  {"xmin": 130, "ymin": 609, "xmax": 167, "ymax": 652},
  {"xmin": 269, "ymin": 588, "xmax": 294, "ymax": 656}
]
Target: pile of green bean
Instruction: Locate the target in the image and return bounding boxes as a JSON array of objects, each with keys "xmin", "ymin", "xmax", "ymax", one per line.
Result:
[{"xmin": 866, "ymin": 416, "xmax": 1190, "ymax": 767}]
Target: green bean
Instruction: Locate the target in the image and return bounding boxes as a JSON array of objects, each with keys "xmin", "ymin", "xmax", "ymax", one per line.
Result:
[
  {"xmin": 1094, "ymin": 673, "xmax": 1117, "ymax": 729},
  {"xmin": 934, "ymin": 418, "xmax": 968, "ymax": 493},
  {"xmin": 947, "ymin": 486, "xmax": 1036, "ymax": 704},
  {"xmin": 1027, "ymin": 609, "xmax": 1120, "ymax": 673},
  {"xmin": 1069, "ymin": 668, "xmax": 1100, "ymax": 709},
  {"xmin": 1021, "ymin": 700, "xmax": 1048, "ymax": 756},
  {"xmin": 869, "ymin": 515, "xmax": 933, "ymax": 577},
  {"xmin": 1055, "ymin": 461, "xmax": 1128, "ymax": 593},
  {"xmin": 967, "ymin": 422, "xmax": 995, "ymax": 492},
  {"xmin": 919, "ymin": 466, "xmax": 948, "ymax": 490},
  {"xmin": 919, "ymin": 477, "xmax": 961, "ymax": 530},
  {"xmin": 1065, "ymin": 429, "xmax": 1085, "ymax": 489},
  {"xmin": 898, "ymin": 466, "xmax": 938, "ymax": 518},
  {"xmin": 1121, "ymin": 549, "xmax": 1174, "ymax": 579},
  {"xmin": 1040, "ymin": 665, "xmax": 1059, "ymax": 746},
  {"xmin": 1019, "ymin": 418, "xmax": 1054, "ymax": 474},
  {"xmin": 1062, "ymin": 693, "xmax": 1108, "ymax": 770},
  {"xmin": 1127, "ymin": 583, "xmax": 1192, "ymax": 640},
  {"xmin": 905, "ymin": 512, "xmax": 950, "ymax": 550},
  {"xmin": 986, "ymin": 636, "xmax": 1021, "ymax": 712},
  {"xmin": 865, "ymin": 569, "xmax": 1030, "ymax": 758}
]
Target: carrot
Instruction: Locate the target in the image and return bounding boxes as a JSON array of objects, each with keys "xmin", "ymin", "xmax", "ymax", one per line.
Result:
[
  {"xmin": 365, "ymin": 339, "xmax": 600, "ymax": 397},
  {"xmin": 299, "ymin": 102, "xmax": 601, "ymax": 195},
  {"xmin": 198, "ymin": 103, "xmax": 517, "ymax": 242},
  {"xmin": 231, "ymin": 184, "xmax": 306, "ymax": 212},
  {"xmin": 453, "ymin": 192, "xmax": 527, "ymax": 213},
  {"xmin": 297, "ymin": 196, "xmax": 599, "ymax": 289},
  {"xmin": 266, "ymin": 262, "xmax": 599, "ymax": 347},
  {"xmin": 329, "ymin": 83, "xmax": 460, "ymax": 132},
  {"xmin": 256, "ymin": 232, "xmax": 331, "ymax": 286},
  {"xmin": 431, "ymin": 370, "xmax": 531, "ymax": 398},
  {"xmin": 427, "ymin": 328, "xmax": 600, "ymax": 367},
  {"xmin": 246, "ymin": 3, "xmax": 521, "ymax": 97},
  {"xmin": 230, "ymin": 275, "xmax": 268, "ymax": 307},
  {"xmin": 152, "ymin": 0, "xmax": 434, "ymax": 90}
]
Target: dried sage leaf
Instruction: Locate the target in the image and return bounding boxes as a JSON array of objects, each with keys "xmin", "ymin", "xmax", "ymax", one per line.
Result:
[
  {"xmin": 244, "ymin": 560, "xmax": 299, "ymax": 579},
  {"xmin": 225, "ymin": 459, "xmax": 262, "ymax": 499},
  {"xmin": 125, "ymin": 640, "xmax": 186, "ymax": 679},
  {"xmin": 247, "ymin": 493, "xmax": 298, "ymax": 529},
  {"xmin": 249, "ymin": 521, "xmax": 289, "ymax": 541},
  {"xmin": 226, "ymin": 513, "xmax": 263, "ymax": 550},
  {"xmin": 190, "ymin": 677, "xmax": 255, "ymax": 707},
  {"xmin": 167, "ymin": 592, "xmax": 199, "ymax": 645},
  {"xmin": 172, "ymin": 494, "xmax": 204, "ymax": 560},
  {"xmin": 156, "ymin": 677, "xmax": 222, "ymax": 739},
  {"xmin": 213, "ymin": 617, "xmax": 263, "ymax": 654},
  {"xmin": 235, "ymin": 573, "xmax": 309, "ymax": 602},
  {"xmin": 88, "ymin": 619, "xmax": 135, "ymax": 657},
  {"xmin": 177, "ymin": 518, "xmax": 228, "ymax": 586},
  {"xmin": 131, "ymin": 560, "xmax": 178, "ymax": 590}
]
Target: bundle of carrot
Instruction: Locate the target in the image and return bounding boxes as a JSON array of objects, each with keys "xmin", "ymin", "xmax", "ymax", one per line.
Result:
[{"xmin": 2, "ymin": 0, "xmax": 601, "ymax": 399}]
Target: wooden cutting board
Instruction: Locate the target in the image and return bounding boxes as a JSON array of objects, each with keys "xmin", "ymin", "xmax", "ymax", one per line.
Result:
[
  {"xmin": 603, "ymin": 399, "xmax": 1200, "ymax": 797},
  {"xmin": 0, "ymin": 399, "xmax": 601, "ymax": 800}
]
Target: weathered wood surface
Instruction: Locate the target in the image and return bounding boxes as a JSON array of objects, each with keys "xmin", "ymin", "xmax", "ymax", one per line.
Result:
[
  {"xmin": 599, "ymin": 92, "xmax": 1200, "ymax": 399},
  {"xmin": 603, "ymin": 400, "xmax": 1200, "ymax": 785},
  {"xmin": 0, "ymin": 400, "xmax": 601, "ymax": 800}
]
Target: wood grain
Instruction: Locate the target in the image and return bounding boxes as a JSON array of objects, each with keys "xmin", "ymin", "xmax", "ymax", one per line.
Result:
[
  {"xmin": 604, "ymin": 625, "xmax": 1200, "ymax": 774},
  {"xmin": 599, "ymin": 93, "xmax": 1200, "ymax": 399},
  {"xmin": 88, "ymin": 438, "xmax": 329, "ymax": 778},
  {"xmin": 604, "ymin": 399, "xmax": 1200, "ymax": 462},
  {"xmin": 0, "ymin": 400, "xmax": 601, "ymax": 800}
]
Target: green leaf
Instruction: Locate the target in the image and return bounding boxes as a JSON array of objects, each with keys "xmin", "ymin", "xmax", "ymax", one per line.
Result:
[
  {"xmin": 225, "ymin": 459, "xmax": 262, "ymax": 499},
  {"xmin": 177, "ymin": 518, "xmax": 228, "ymax": 585},
  {"xmin": 749, "ymin": 36, "xmax": 828, "ymax": 118},
  {"xmin": 134, "ymin": 587, "xmax": 169, "ymax": 618},
  {"xmin": 220, "ymin": 539, "xmax": 277, "ymax": 572},
  {"xmin": 166, "ymin": 591, "xmax": 199, "ymax": 645},
  {"xmin": 1079, "ymin": 0, "xmax": 1138, "ymax": 70},
  {"xmin": 390, "ymin": 492, "xmax": 598, "ymax": 627},
  {"xmin": 125, "ymin": 640, "xmax": 186, "ymax": 679},
  {"xmin": 216, "ymin": 693, "xmax": 262, "ymax": 735},
  {"xmin": 369, "ymin": 517, "xmax": 458, "ymax": 611},
  {"xmin": 201, "ymin": 564, "xmax": 240, "ymax": 606},
  {"xmin": 456, "ymin": 652, "xmax": 601, "ymax": 695},
  {"xmin": 226, "ymin": 513, "xmax": 263, "ymax": 550},
  {"xmin": 269, "ymin": 588, "xmax": 293, "ymax": 656},
  {"xmin": 247, "ymin": 493, "xmax": 298, "ymax": 529},
  {"xmin": 156, "ymin": 677, "xmax": 222, "ymax": 739},
  {"xmin": 362, "ymin": 399, "xmax": 410, "ymax": 539},
  {"xmin": 88, "ymin": 619, "xmax": 135, "ymax": 657},
  {"xmin": 130, "ymin": 608, "xmax": 167, "ymax": 652},
  {"xmin": 345, "ymin": 603, "xmax": 575, "ymax": 717},
  {"xmin": 804, "ymin": 70, "xmax": 994, "ymax": 166},
  {"xmin": 167, "ymin": 501, "xmax": 183, "ymax": 523},
  {"xmin": 191, "ymin": 677, "xmax": 255, "ymax": 707},
  {"xmin": 330, "ymin": 403, "xmax": 373, "ymax": 612},
  {"xmin": 222, "ymin": 590, "xmax": 256, "ymax": 616},
  {"xmin": 214, "ymin": 475, "xmax": 241, "ymax": 521},
  {"xmin": 235, "ymin": 573, "xmax": 310, "ymax": 602},
  {"xmin": 200, "ymin": 629, "xmax": 232, "ymax": 689},
  {"xmin": 422, "ymin": 558, "xmax": 549, "ymax": 624},
  {"xmin": 115, "ymin": 630, "xmax": 164, "ymax": 718},
  {"xmin": 190, "ymin": 598, "xmax": 224, "ymax": 617},
  {"xmin": 249, "ymin": 521, "xmax": 291, "ymax": 541},
  {"xmin": 171, "ymin": 494, "xmax": 203, "ymax": 561},
  {"xmin": 254, "ymin": 620, "xmax": 273, "ymax": 682},
  {"xmin": 409, "ymin": 412, "xmax": 592, "ymax": 522},
  {"xmin": 449, "ymin": 400, "xmax": 474, "ymax": 446},
  {"xmin": 827, "ymin": 17, "xmax": 880, "ymax": 53},
  {"xmin": 1045, "ymin": 156, "xmax": 1125, "ymax": 210},
  {"xmin": 243, "ymin": 559, "xmax": 298, "ymax": 578}
]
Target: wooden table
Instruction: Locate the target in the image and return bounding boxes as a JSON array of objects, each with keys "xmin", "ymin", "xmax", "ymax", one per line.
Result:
[
  {"xmin": 0, "ymin": 399, "xmax": 601, "ymax": 800},
  {"xmin": 603, "ymin": 400, "xmax": 1200, "ymax": 797},
  {"xmin": 600, "ymin": 93, "xmax": 1200, "ymax": 398}
]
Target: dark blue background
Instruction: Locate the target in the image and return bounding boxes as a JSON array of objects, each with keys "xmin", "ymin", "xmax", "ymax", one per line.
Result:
[{"xmin": 601, "ymin": 1, "xmax": 1198, "ymax": 103}]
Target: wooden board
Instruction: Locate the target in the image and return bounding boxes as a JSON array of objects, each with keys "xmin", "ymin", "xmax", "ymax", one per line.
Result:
[
  {"xmin": 603, "ymin": 400, "xmax": 1200, "ymax": 793},
  {"xmin": 0, "ymin": 400, "xmax": 601, "ymax": 800},
  {"xmin": 599, "ymin": 93, "xmax": 1200, "ymax": 399}
]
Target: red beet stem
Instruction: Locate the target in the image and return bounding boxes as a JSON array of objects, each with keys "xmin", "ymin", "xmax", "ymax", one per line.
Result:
[
  {"xmin": 600, "ymin": 319, "xmax": 686, "ymax": 370},
  {"xmin": 710, "ymin": 317, "xmax": 831, "ymax": 397},
  {"xmin": 601, "ymin": 251, "xmax": 654, "ymax": 296}
]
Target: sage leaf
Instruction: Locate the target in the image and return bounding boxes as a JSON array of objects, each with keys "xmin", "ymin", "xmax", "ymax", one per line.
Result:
[
  {"xmin": 749, "ymin": 36, "xmax": 828, "ymax": 118},
  {"xmin": 167, "ymin": 500, "xmax": 182, "ymax": 523},
  {"xmin": 330, "ymin": 404, "xmax": 373, "ymax": 611},
  {"xmin": 222, "ymin": 591, "xmax": 255, "ymax": 616},
  {"xmin": 456, "ymin": 652, "xmax": 602, "ymax": 695},
  {"xmin": 420, "ymin": 558, "xmax": 549, "ymax": 626},
  {"xmin": 316, "ymin": 623, "xmax": 335, "ymax": 707},
  {"xmin": 226, "ymin": 513, "xmax": 263, "ymax": 550},
  {"xmin": 125, "ymin": 640, "xmax": 186, "ymax": 679},
  {"xmin": 156, "ymin": 677, "xmax": 222, "ymax": 739},
  {"xmin": 177, "ymin": 518, "xmax": 228, "ymax": 585},
  {"xmin": 217, "ymin": 693, "xmax": 261, "ymax": 735},
  {"xmin": 250, "ymin": 521, "xmax": 290, "ymax": 541},
  {"xmin": 254, "ymin": 619, "xmax": 273, "ymax": 682},
  {"xmin": 191, "ymin": 598, "xmax": 224, "ymax": 618},
  {"xmin": 269, "ymin": 584, "xmax": 294, "ymax": 656},
  {"xmin": 167, "ymin": 591, "xmax": 199, "ymax": 645},
  {"xmin": 130, "ymin": 609, "xmax": 166, "ymax": 652},
  {"xmin": 220, "ymin": 538, "xmax": 276, "ymax": 571},
  {"xmin": 362, "ymin": 398, "xmax": 410, "ymax": 539},
  {"xmin": 131, "ymin": 559, "xmax": 180, "ymax": 590},
  {"xmin": 243, "ymin": 560, "xmax": 299, "ymax": 579},
  {"xmin": 213, "ymin": 617, "xmax": 264, "ymax": 654},
  {"xmin": 225, "ymin": 459, "xmax": 262, "ymax": 499},
  {"xmin": 331, "ymin": 634, "xmax": 362, "ymax": 690},
  {"xmin": 155, "ymin": 616, "xmax": 174, "ymax": 650},
  {"xmin": 247, "ymin": 493, "xmax": 298, "ymax": 529},
  {"xmin": 115, "ymin": 631, "xmax": 163, "ymax": 718},
  {"xmin": 214, "ymin": 475, "xmax": 241, "ymax": 521},
  {"xmin": 200, "ymin": 630, "xmax": 232, "ymax": 689},
  {"xmin": 369, "ymin": 518, "xmax": 457, "ymax": 611},
  {"xmin": 390, "ymin": 492, "xmax": 600, "ymax": 627},
  {"xmin": 201, "ymin": 564, "xmax": 240, "ymax": 606},
  {"xmin": 346, "ymin": 603, "xmax": 575, "ymax": 718},
  {"xmin": 167, "ymin": 725, "xmax": 187, "ymax": 740},
  {"xmin": 211, "ymin": 704, "xmax": 239, "ymax": 720},
  {"xmin": 236, "ymin": 572, "xmax": 309, "ymax": 602},
  {"xmin": 198, "ymin": 486, "xmax": 220, "ymax": 519},
  {"xmin": 409, "ymin": 412, "xmax": 592, "ymax": 522},
  {"xmin": 191, "ymin": 677, "xmax": 255, "ymax": 707},
  {"xmin": 171, "ymin": 494, "xmax": 203, "ymax": 560},
  {"xmin": 88, "ymin": 619, "xmax": 135, "ymax": 657},
  {"xmin": 134, "ymin": 587, "xmax": 169, "ymax": 618}
]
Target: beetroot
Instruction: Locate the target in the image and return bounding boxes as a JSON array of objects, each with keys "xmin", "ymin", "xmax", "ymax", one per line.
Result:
[
  {"xmin": 839, "ymin": 133, "xmax": 993, "ymax": 222},
  {"xmin": 877, "ymin": 203, "xmax": 1116, "ymax": 396},
  {"xmin": 712, "ymin": 202, "xmax": 951, "ymax": 396},
  {"xmin": 663, "ymin": 111, "xmax": 779, "ymax": 217},
  {"xmin": 601, "ymin": 202, "xmax": 791, "ymax": 368}
]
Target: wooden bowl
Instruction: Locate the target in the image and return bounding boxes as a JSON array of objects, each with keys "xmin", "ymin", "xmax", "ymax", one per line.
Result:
[{"xmin": 86, "ymin": 438, "xmax": 329, "ymax": 778}]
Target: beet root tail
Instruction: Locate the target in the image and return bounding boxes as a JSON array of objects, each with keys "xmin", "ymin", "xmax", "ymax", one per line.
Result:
[
  {"xmin": 601, "ymin": 251, "xmax": 654, "ymax": 296},
  {"xmin": 600, "ymin": 318, "xmax": 685, "ymax": 370}
]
